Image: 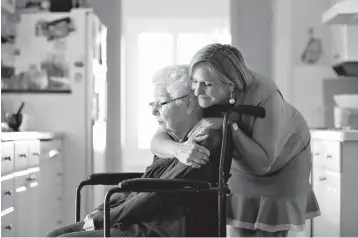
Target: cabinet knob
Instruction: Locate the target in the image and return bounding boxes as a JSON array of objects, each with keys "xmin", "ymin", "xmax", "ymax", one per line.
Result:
[
  {"xmin": 26, "ymin": 176, "xmax": 35, "ymax": 181},
  {"xmin": 19, "ymin": 153, "xmax": 27, "ymax": 158},
  {"xmin": 5, "ymin": 224, "xmax": 12, "ymax": 230},
  {"xmin": 319, "ymin": 176, "xmax": 327, "ymax": 181},
  {"xmin": 49, "ymin": 150, "xmax": 60, "ymax": 158},
  {"xmin": 4, "ymin": 190, "xmax": 12, "ymax": 196},
  {"xmin": 326, "ymin": 154, "xmax": 332, "ymax": 159},
  {"xmin": 2, "ymin": 156, "xmax": 12, "ymax": 161},
  {"xmin": 32, "ymin": 152, "xmax": 40, "ymax": 156},
  {"xmin": 56, "ymin": 220, "xmax": 62, "ymax": 224}
]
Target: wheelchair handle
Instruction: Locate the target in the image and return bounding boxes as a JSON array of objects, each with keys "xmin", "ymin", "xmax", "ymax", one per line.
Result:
[{"xmin": 231, "ymin": 105, "xmax": 266, "ymax": 118}]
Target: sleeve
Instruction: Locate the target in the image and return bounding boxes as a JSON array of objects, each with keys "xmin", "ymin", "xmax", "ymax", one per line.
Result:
[
  {"xmin": 101, "ymin": 130, "xmax": 222, "ymax": 225},
  {"xmin": 231, "ymin": 90, "xmax": 284, "ymax": 175}
]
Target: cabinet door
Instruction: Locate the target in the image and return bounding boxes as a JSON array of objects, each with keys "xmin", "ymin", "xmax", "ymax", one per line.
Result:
[
  {"xmin": 312, "ymin": 168, "xmax": 341, "ymax": 237},
  {"xmin": 1, "ymin": 177, "xmax": 15, "ymax": 212},
  {"xmin": 1, "ymin": 210, "xmax": 15, "ymax": 237},
  {"xmin": 28, "ymin": 140, "xmax": 41, "ymax": 168},
  {"xmin": 39, "ymin": 140, "xmax": 63, "ymax": 236},
  {"xmin": 1, "ymin": 142, "xmax": 14, "ymax": 175},
  {"xmin": 14, "ymin": 170, "xmax": 41, "ymax": 237},
  {"xmin": 14, "ymin": 141, "xmax": 29, "ymax": 172}
]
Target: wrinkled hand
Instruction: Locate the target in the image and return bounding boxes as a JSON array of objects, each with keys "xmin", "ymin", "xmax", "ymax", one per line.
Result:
[
  {"xmin": 83, "ymin": 209, "xmax": 100, "ymax": 231},
  {"xmin": 175, "ymin": 136, "xmax": 210, "ymax": 168}
]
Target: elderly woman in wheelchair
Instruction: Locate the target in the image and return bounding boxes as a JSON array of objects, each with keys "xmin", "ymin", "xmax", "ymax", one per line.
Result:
[{"xmin": 47, "ymin": 65, "xmax": 228, "ymax": 237}]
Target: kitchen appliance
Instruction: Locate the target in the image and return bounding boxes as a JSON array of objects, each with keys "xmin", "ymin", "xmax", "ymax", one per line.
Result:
[
  {"xmin": 333, "ymin": 94, "xmax": 358, "ymax": 128},
  {"xmin": 1, "ymin": 8, "xmax": 107, "ymax": 228},
  {"xmin": 334, "ymin": 107, "xmax": 358, "ymax": 129},
  {"xmin": 322, "ymin": 78, "xmax": 358, "ymax": 127}
]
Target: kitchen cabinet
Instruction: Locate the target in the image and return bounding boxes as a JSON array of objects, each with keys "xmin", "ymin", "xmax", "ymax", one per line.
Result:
[
  {"xmin": 310, "ymin": 129, "xmax": 358, "ymax": 237},
  {"xmin": 15, "ymin": 169, "xmax": 41, "ymax": 237},
  {"xmin": 1, "ymin": 133, "xmax": 63, "ymax": 237},
  {"xmin": 39, "ymin": 139, "xmax": 64, "ymax": 236}
]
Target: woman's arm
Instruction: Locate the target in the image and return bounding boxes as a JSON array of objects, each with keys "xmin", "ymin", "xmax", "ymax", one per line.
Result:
[
  {"xmin": 150, "ymin": 127, "xmax": 179, "ymax": 159},
  {"xmin": 151, "ymin": 126, "xmax": 211, "ymax": 168},
  {"xmin": 231, "ymin": 91, "xmax": 284, "ymax": 175}
]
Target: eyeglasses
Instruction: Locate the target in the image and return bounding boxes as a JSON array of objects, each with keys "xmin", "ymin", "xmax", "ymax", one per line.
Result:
[{"xmin": 149, "ymin": 95, "xmax": 188, "ymax": 109}]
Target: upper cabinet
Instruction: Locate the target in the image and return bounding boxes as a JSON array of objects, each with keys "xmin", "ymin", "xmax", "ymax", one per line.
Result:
[{"xmin": 322, "ymin": 0, "xmax": 358, "ymax": 25}]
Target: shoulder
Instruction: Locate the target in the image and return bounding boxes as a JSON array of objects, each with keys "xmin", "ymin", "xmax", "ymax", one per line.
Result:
[{"xmin": 243, "ymin": 71, "xmax": 281, "ymax": 106}]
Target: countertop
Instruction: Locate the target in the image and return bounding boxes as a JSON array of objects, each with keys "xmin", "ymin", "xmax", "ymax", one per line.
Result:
[
  {"xmin": 310, "ymin": 128, "xmax": 358, "ymax": 141},
  {"xmin": 1, "ymin": 131, "xmax": 63, "ymax": 142}
]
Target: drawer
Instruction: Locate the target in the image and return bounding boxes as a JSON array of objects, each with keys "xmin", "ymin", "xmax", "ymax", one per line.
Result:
[
  {"xmin": 1, "ymin": 209, "xmax": 15, "ymax": 237},
  {"xmin": 1, "ymin": 142, "xmax": 14, "ymax": 175},
  {"xmin": 28, "ymin": 140, "xmax": 41, "ymax": 168},
  {"xmin": 14, "ymin": 141, "xmax": 29, "ymax": 172},
  {"xmin": 312, "ymin": 140, "xmax": 341, "ymax": 173},
  {"xmin": 312, "ymin": 168, "xmax": 341, "ymax": 237},
  {"xmin": 1, "ymin": 177, "xmax": 15, "ymax": 212},
  {"xmin": 40, "ymin": 139, "xmax": 62, "ymax": 158}
]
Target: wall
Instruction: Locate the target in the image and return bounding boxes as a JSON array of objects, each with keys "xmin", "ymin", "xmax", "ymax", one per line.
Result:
[
  {"xmin": 92, "ymin": 0, "xmax": 122, "ymax": 175},
  {"xmin": 230, "ymin": 0, "xmax": 273, "ymax": 79},
  {"xmin": 122, "ymin": 0, "xmax": 229, "ymax": 18}
]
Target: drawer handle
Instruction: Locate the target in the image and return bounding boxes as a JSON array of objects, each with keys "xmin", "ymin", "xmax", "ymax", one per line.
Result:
[
  {"xmin": 2, "ymin": 156, "xmax": 12, "ymax": 161},
  {"xmin": 314, "ymin": 153, "xmax": 320, "ymax": 156},
  {"xmin": 5, "ymin": 224, "xmax": 12, "ymax": 230},
  {"xmin": 319, "ymin": 176, "xmax": 327, "ymax": 181},
  {"xmin": 18, "ymin": 153, "xmax": 27, "ymax": 158},
  {"xmin": 32, "ymin": 152, "xmax": 40, "ymax": 156},
  {"xmin": 49, "ymin": 150, "xmax": 60, "ymax": 158},
  {"xmin": 26, "ymin": 176, "xmax": 35, "ymax": 181},
  {"xmin": 4, "ymin": 190, "xmax": 12, "ymax": 196},
  {"xmin": 326, "ymin": 154, "xmax": 332, "ymax": 159},
  {"xmin": 56, "ymin": 220, "xmax": 62, "ymax": 224}
]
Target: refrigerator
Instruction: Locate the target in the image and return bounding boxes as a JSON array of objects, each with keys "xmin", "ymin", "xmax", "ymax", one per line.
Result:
[{"xmin": 1, "ymin": 8, "xmax": 107, "ymax": 226}]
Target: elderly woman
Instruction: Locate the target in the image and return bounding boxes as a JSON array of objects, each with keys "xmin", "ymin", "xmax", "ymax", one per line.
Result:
[
  {"xmin": 151, "ymin": 44, "xmax": 321, "ymax": 237},
  {"xmin": 47, "ymin": 65, "xmax": 222, "ymax": 237}
]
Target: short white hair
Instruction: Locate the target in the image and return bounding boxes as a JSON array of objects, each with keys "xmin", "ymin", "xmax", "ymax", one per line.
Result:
[{"xmin": 152, "ymin": 65, "xmax": 194, "ymax": 99}]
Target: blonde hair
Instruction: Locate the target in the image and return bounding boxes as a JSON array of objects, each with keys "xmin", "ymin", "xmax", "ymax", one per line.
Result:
[
  {"xmin": 152, "ymin": 65, "xmax": 195, "ymax": 101},
  {"xmin": 189, "ymin": 43, "xmax": 254, "ymax": 92}
]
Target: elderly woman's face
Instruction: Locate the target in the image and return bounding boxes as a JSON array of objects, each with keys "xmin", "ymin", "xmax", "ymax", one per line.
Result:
[
  {"xmin": 151, "ymin": 84, "xmax": 188, "ymax": 131},
  {"xmin": 191, "ymin": 64, "xmax": 232, "ymax": 108}
]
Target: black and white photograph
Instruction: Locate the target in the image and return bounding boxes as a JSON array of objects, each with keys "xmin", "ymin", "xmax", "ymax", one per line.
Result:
[{"xmin": 1, "ymin": 0, "xmax": 358, "ymax": 237}]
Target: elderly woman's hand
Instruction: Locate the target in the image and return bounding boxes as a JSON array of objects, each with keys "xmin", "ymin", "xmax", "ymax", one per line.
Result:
[{"xmin": 175, "ymin": 136, "xmax": 210, "ymax": 168}]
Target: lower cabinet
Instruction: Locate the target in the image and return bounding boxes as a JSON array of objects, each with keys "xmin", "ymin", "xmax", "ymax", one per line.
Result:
[{"xmin": 1, "ymin": 137, "xmax": 63, "ymax": 237}]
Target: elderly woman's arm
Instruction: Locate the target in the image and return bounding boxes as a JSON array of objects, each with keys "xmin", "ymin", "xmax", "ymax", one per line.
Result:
[{"xmin": 231, "ymin": 91, "xmax": 286, "ymax": 175}]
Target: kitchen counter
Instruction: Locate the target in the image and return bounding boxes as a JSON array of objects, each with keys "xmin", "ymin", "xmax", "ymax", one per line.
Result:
[
  {"xmin": 310, "ymin": 128, "xmax": 358, "ymax": 141},
  {"xmin": 1, "ymin": 131, "xmax": 63, "ymax": 142}
]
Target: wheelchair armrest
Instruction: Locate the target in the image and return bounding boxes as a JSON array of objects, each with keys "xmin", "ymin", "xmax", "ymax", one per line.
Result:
[
  {"xmin": 119, "ymin": 178, "xmax": 211, "ymax": 190},
  {"xmin": 86, "ymin": 172, "xmax": 143, "ymax": 185}
]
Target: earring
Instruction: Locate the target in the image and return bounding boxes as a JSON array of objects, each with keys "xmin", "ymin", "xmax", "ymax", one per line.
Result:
[{"xmin": 229, "ymin": 91, "xmax": 235, "ymax": 104}]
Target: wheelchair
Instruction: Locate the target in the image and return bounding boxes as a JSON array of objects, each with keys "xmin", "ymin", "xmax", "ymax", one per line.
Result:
[{"xmin": 75, "ymin": 105, "xmax": 265, "ymax": 237}]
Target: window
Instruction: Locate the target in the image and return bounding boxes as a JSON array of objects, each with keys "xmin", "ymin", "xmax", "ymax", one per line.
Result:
[
  {"xmin": 121, "ymin": 18, "xmax": 230, "ymax": 171},
  {"xmin": 137, "ymin": 33, "xmax": 174, "ymax": 148}
]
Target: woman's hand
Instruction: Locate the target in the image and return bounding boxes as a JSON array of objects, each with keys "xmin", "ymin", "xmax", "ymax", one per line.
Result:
[
  {"xmin": 175, "ymin": 136, "xmax": 210, "ymax": 168},
  {"xmin": 194, "ymin": 118, "xmax": 223, "ymax": 136}
]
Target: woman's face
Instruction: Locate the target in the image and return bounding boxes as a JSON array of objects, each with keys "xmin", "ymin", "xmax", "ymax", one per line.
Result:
[{"xmin": 191, "ymin": 63, "xmax": 232, "ymax": 108}]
